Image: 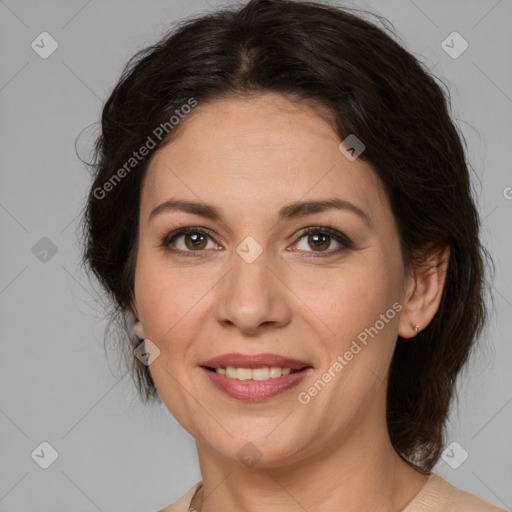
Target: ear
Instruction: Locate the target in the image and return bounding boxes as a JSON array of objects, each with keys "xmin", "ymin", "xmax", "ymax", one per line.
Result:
[
  {"xmin": 128, "ymin": 294, "xmax": 144, "ymax": 338},
  {"xmin": 398, "ymin": 244, "xmax": 450, "ymax": 339},
  {"xmin": 127, "ymin": 295, "xmax": 140, "ymax": 324},
  {"xmin": 128, "ymin": 301, "xmax": 146, "ymax": 339},
  {"xmin": 128, "ymin": 298, "xmax": 139, "ymax": 324},
  {"xmin": 134, "ymin": 320, "xmax": 146, "ymax": 340}
]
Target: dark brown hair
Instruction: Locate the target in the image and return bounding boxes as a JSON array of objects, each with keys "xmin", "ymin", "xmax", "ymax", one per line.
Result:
[{"xmin": 81, "ymin": 0, "xmax": 493, "ymax": 472}]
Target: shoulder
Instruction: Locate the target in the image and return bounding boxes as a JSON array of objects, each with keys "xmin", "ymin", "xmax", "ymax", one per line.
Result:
[
  {"xmin": 154, "ymin": 481, "xmax": 202, "ymax": 512},
  {"xmin": 406, "ymin": 473, "xmax": 505, "ymax": 512}
]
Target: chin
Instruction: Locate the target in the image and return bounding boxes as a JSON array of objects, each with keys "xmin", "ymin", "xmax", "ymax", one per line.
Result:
[{"xmin": 204, "ymin": 430, "xmax": 311, "ymax": 469}]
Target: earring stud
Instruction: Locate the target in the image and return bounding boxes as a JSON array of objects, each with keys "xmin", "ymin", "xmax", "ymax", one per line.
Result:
[{"xmin": 413, "ymin": 325, "xmax": 421, "ymax": 336}]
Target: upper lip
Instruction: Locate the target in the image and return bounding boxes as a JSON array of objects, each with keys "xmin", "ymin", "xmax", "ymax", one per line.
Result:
[{"xmin": 200, "ymin": 353, "xmax": 312, "ymax": 370}]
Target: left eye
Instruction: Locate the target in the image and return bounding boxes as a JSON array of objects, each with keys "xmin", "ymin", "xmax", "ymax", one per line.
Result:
[{"xmin": 292, "ymin": 227, "xmax": 352, "ymax": 256}]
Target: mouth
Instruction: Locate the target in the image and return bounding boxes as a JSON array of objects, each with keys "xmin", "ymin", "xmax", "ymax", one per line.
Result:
[
  {"xmin": 200, "ymin": 352, "xmax": 312, "ymax": 372},
  {"xmin": 199, "ymin": 353, "xmax": 313, "ymax": 401},
  {"xmin": 201, "ymin": 366, "xmax": 308, "ymax": 380}
]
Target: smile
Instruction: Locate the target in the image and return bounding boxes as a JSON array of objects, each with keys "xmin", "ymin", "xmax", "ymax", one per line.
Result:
[
  {"xmin": 200, "ymin": 366, "xmax": 312, "ymax": 400},
  {"xmin": 210, "ymin": 366, "xmax": 296, "ymax": 379}
]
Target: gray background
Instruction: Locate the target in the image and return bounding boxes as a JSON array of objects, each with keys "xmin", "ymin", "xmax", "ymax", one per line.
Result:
[{"xmin": 1, "ymin": 0, "xmax": 511, "ymax": 510}]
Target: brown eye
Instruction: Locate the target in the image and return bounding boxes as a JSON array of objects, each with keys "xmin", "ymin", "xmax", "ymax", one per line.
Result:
[
  {"xmin": 183, "ymin": 232, "xmax": 208, "ymax": 250},
  {"xmin": 306, "ymin": 232, "xmax": 331, "ymax": 251},
  {"xmin": 293, "ymin": 226, "xmax": 353, "ymax": 257},
  {"xmin": 164, "ymin": 228, "xmax": 218, "ymax": 254}
]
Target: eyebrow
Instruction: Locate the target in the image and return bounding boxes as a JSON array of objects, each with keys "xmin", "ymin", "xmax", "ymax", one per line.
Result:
[{"xmin": 148, "ymin": 198, "xmax": 371, "ymax": 226}]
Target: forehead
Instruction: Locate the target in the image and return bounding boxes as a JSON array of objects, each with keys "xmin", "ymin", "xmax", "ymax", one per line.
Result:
[{"xmin": 141, "ymin": 94, "xmax": 387, "ymax": 223}]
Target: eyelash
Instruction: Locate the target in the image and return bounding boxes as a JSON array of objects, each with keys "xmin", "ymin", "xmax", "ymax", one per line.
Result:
[{"xmin": 160, "ymin": 225, "xmax": 354, "ymax": 259}]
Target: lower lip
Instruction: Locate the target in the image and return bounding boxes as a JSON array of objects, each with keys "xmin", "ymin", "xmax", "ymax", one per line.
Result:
[{"xmin": 201, "ymin": 367, "xmax": 312, "ymax": 401}]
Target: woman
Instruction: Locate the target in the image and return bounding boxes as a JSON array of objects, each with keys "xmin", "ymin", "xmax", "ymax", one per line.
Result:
[{"xmin": 81, "ymin": 0, "xmax": 504, "ymax": 510}]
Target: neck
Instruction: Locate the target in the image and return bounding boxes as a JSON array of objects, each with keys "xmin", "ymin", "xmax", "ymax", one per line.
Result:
[{"xmin": 191, "ymin": 397, "xmax": 429, "ymax": 512}]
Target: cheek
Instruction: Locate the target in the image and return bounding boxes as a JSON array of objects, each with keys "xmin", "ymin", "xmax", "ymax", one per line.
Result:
[
  {"xmin": 133, "ymin": 250, "xmax": 216, "ymax": 344},
  {"xmin": 289, "ymin": 254, "xmax": 401, "ymax": 340}
]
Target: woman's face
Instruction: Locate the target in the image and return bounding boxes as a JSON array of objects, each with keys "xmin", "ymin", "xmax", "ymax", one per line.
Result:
[{"xmin": 133, "ymin": 93, "xmax": 414, "ymax": 467}]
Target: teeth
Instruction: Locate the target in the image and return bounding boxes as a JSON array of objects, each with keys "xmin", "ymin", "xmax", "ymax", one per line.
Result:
[{"xmin": 216, "ymin": 366, "xmax": 292, "ymax": 380}]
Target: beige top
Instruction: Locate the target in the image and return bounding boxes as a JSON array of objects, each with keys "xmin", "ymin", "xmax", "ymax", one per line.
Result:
[{"xmin": 156, "ymin": 473, "xmax": 505, "ymax": 512}]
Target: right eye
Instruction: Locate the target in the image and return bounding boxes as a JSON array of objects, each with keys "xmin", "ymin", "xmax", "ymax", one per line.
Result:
[{"xmin": 162, "ymin": 227, "xmax": 221, "ymax": 256}]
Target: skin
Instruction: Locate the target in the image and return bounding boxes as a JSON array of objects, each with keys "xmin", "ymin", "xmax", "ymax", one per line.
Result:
[{"xmin": 131, "ymin": 93, "xmax": 449, "ymax": 512}]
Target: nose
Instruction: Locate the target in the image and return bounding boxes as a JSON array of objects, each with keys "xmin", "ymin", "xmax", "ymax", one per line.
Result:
[{"xmin": 213, "ymin": 246, "xmax": 292, "ymax": 335}]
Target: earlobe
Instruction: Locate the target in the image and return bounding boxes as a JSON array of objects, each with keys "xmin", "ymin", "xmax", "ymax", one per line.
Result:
[
  {"xmin": 134, "ymin": 320, "xmax": 145, "ymax": 340},
  {"xmin": 398, "ymin": 245, "xmax": 450, "ymax": 339},
  {"xmin": 129, "ymin": 297, "xmax": 145, "ymax": 339}
]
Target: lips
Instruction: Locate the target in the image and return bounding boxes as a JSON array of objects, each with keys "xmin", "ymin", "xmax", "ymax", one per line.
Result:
[
  {"xmin": 200, "ymin": 352, "xmax": 312, "ymax": 371},
  {"xmin": 201, "ymin": 365, "xmax": 312, "ymax": 400}
]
